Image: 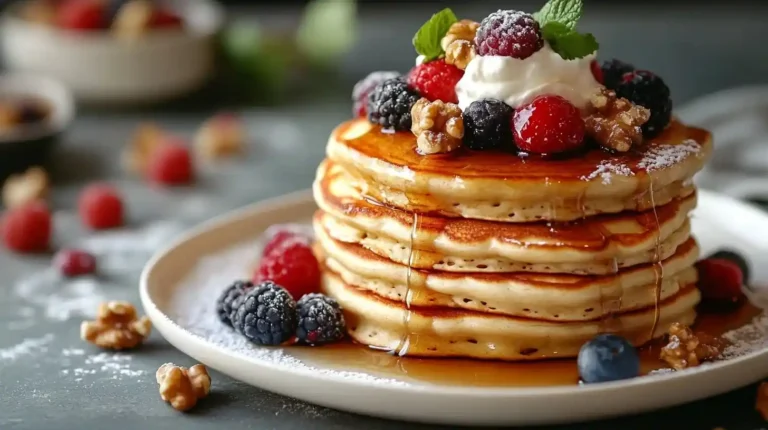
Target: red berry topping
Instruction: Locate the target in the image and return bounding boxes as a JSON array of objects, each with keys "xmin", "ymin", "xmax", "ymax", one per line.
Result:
[
  {"xmin": 2, "ymin": 201, "xmax": 52, "ymax": 253},
  {"xmin": 352, "ymin": 71, "xmax": 401, "ymax": 117},
  {"xmin": 255, "ymin": 240, "xmax": 320, "ymax": 300},
  {"xmin": 54, "ymin": 248, "xmax": 97, "ymax": 277},
  {"xmin": 57, "ymin": 0, "xmax": 107, "ymax": 31},
  {"xmin": 475, "ymin": 10, "xmax": 543, "ymax": 59},
  {"xmin": 151, "ymin": 8, "xmax": 183, "ymax": 28},
  {"xmin": 407, "ymin": 59, "xmax": 464, "ymax": 104},
  {"xmin": 696, "ymin": 258, "xmax": 744, "ymax": 302},
  {"xmin": 590, "ymin": 60, "xmax": 603, "ymax": 84},
  {"xmin": 148, "ymin": 140, "xmax": 194, "ymax": 186},
  {"xmin": 79, "ymin": 184, "xmax": 124, "ymax": 230},
  {"xmin": 512, "ymin": 95, "xmax": 586, "ymax": 154}
]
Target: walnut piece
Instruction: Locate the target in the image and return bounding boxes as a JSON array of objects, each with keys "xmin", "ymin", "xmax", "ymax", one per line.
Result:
[
  {"xmin": 122, "ymin": 123, "xmax": 166, "ymax": 174},
  {"xmin": 441, "ymin": 20, "xmax": 480, "ymax": 51},
  {"xmin": 757, "ymin": 382, "xmax": 768, "ymax": 421},
  {"xmin": 194, "ymin": 113, "xmax": 245, "ymax": 160},
  {"xmin": 2, "ymin": 166, "xmax": 49, "ymax": 209},
  {"xmin": 659, "ymin": 322, "xmax": 722, "ymax": 370},
  {"xmin": 157, "ymin": 363, "xmax": 211, "ymax": 412},
  {"xmin": 410, "ymin": 98, "xmax": 464, "ymax": 155},
  {"xmin": 585, "ymin": 88, "xmax": 650, "ymax": 152},
  {"xmin": 112, "ymin": 0, "xmax": 154, "ymax": 40},
  {"xmin": 445, "ymin": 40, "xmax": 475, "ymax": 70},
  {"xmin": 81, "ymin": 301, "xmax": 152, "ymax": 350}
]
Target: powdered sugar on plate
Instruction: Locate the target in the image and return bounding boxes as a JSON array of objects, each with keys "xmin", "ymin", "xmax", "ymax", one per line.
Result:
[
  {"xmin": 581, "ymin": 160, "xmax": 634, "ymax": 184},
  {"xmin": 638, "ymin": 139, "xmax": 701, "ymax": 172},
  {"xmin": 167, "ymin": 234, "xmax": 410, "ymax": 387}
]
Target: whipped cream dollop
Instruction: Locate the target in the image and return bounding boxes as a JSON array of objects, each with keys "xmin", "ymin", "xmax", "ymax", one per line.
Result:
[{"xmin": 455, "ymin": 43, "xmax": 602, "ymax": 110}]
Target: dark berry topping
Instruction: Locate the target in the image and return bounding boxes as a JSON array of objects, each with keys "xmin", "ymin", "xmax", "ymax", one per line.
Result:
[
  {"xmin": 512, "ymin": 95, "xmax": 585, "ymax": 154},
  {"xmin": 475, "ymin": 10, "xmax": 543, "ymax": 59},
  {"xmin": 707, "ymin": 249, "xmax": 750, "ymax": 286},
  {"xmin": 616, "ymin": 70, "xmax": 672, "ymax": 138},
  {"xmin": 231, "ymin": 281, "xmax": 297, "ymax": 345},
  {"xmin": 216, "ymin": 280, "xmax": 253, "ymax": 327},
  {"xmin": 696, "ymin": 258, "xmax": 744, "ymax": 303},
  {"xmin": 296, "ymin": 293, "xmax": 346, "ymax": 345},
  {"xmin": 407, "ymin": 59, "xmax": 464, "ymax": 104},
  {"xmin": 352, "ymin": 71, "xmax": 401, "ymax": 118},
  {"xmin": 578, "ymin": 334, "xmax": 640, "ymax": 383},
  {"xmin": 367, "ymin": 78, "xmax": 421, "ymax": 131},
  {"xmin": 462, "ymin": 99, "xmax": 513, "ymax": 150},
  {"xmin": 599, "ymin": 59, "xmax": 635, "ymax": 89}
]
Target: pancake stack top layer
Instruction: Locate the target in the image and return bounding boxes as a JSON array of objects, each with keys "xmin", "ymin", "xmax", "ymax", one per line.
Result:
[{"xmin": 312, "ymin": 2, "xmax": 713, "ymax": 361}]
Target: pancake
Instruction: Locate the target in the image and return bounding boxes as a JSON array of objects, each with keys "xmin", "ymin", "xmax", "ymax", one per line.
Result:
[
  {"xmin": 315, "ymin": 223, "xmax": 699, "ymax": 321},
  {"xmin": 321, "ymin": 269, "xmax": 701, "ymax": 361},
  {"xmin": 314, "ymin": 160, "xmax": 696, "ymax": 274},
  {"xmin": 325, "ymin": 119, "xmax": 712, "ymax": 222}
]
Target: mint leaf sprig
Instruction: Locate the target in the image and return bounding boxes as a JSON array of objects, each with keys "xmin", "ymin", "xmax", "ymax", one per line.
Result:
[
  {"xmin": 534, "ymin": 0, "xmax": 598, "ymax": 60},
  {"xmin": 412, "ymin": 8, "xmax": 458, "ymax": 62}
]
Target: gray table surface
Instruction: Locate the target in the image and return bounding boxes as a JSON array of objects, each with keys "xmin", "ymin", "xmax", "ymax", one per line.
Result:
[{"xmin": 4, "ymin": 2, "xmax": 768, "ymax": 429}]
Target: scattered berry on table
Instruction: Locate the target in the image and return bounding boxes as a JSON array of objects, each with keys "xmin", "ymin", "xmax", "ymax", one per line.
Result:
[
  {"xmin": 462, "ymin": 98, "xmax": 513, "ymax": 150},
  {"xmin": 148, "ymin": 140, "xmax": 195, "ymax": 186},
  {"xmin": 366, "ymin": 78, "xmax": 421, "ymax": 131},
  {"xmin": 512, "ymin": 95, "xmax": 585, "ymax": 154},
  {"xmin": 616, "ymin": 70, "xmax": 672, "ymax": 138},
  {"xmin": 599, "ymin": 59, "xmax": 635, "ymax": 89},
  {"xmin": 352, "ymin": 71, "xmax": 401, "ymax": 118},
  {"xmin": 407, "ymin": 59, "xmax": 464, "ymax": 104},
  {"xmin": 54, "ymin": 248, "xmax": 97, "ymax": 277},
  {"xmin": 57, "ymin": 0, "xmax": 107, "ymax": 30},
  {"xmin": 475, "ymin": 10, "xmax": 543, "ymax": 59},
  {"xmin": 296, "ymin": 293, "xmax": 345, "ymax": 345},
  {"xmin": 578, "ymin": 333, "xmax": 640, "ymax": 383},
  {"xmin": 707, "ymin": 249, "xmax": 750, "ymax": 286},
  {"xmin": 215, "ymin": 280, "xmax": 253, "ymax": 327},
  {"xmin": 255, "ymin": 239, "xmax": 320, "ymax": 300},
  {"xmin": 696, "ymin": 258, "xmax": 744, "ymax": 302},
  {"xmin": 78, "ymin": 183, "xmax": 124, "ymax": 230},
  {"xmin": 231, "ymin": 281, "xmax": 297, "ymax": 346},
  {"xmin": 1, "ymin": 201, "xmax": 52, "ymax": 253}
]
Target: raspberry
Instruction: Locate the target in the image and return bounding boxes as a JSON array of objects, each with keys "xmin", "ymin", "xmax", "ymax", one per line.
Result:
[
  {"xmin": 53, "ymin": 249, "xmax": 97, "ymax": 277},
  {"xmin": 2, "ymin": 201, "xmax": 52, "ymax": 253},
  {"xmin": 407, "ymin": 60, "xmax": 464, "ymax": 104},
  {"xmin": 512, "ymin": 95, "xmax": 586, "ymax": 154},
  {"xmin": 231, "ymin": 281, "xmax": 297, "ymax": 345},
  {"xmin": 696, "ymin": 258, "xmax": 744, "ymax": 302},
  {"xmin": 616, "ymin": 70, "xmax": 672, "ymax": 138},
  {"xmin": 151, "ymin": 8, "xmax": 183, "ymax": 28},
  {"xmin": 57, "ymin": 0, "xmax": 107, "ymax": 31},
  {"xmin": 590, "ymin": 60, "xmax": 603, "ymax": 84},
  {"xmin": 148, "ymin": 140, "xmax": 194, "ymax": 186},
  {"xmin": 475, "ymin": 10, "xmax": 543, "ymax": 59},
  {"xmin": 78, "ymin": 183, "xmax": 124, "ymax": 230},
  {"xmin": 367, "ymin": 78, "xmax": 421, "ymax": 131},
  {"xmin": 262, "ymin": 226, "xmax": 312, "ymax": 257},
  {"xmin": 352, "ymin": 71, "xmax": 401, "ymax": 118},
  {"xmin": 296, "ymin": 293, "xmax": 346, "ymax": 345},
  {"xmin": 255, "ymin": 240, "xmax": 320, "ymax": 300},
  {"xmin": 599, "ymin": 59, "xmax": 635, "ymax": 90},
  {"xmin": 708, "ymin": 249, "xmax": 750, "ymax": 286},
  {"xmin": 462, "ymin": 98, "xmax": 513, "ymax": 150}
]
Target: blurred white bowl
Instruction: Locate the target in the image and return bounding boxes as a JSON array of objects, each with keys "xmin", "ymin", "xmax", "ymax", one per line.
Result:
[{"xmin": 0, "ymin": 0, "xmax": 224, "ymax": 105}]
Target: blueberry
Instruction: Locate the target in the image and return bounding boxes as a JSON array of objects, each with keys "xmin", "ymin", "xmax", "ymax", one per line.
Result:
[
  {"xmin": 708, "ymin": 249, "xmax": 750, "ymax": 285},
  {"xmin": 578, "ymin": 334, "xmax": 640, "ymax": 383}
]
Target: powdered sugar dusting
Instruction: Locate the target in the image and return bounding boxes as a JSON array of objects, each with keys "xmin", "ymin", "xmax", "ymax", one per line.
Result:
[
  {"xmin": 0, "ymin": 334, "xmax": 53, "ymax": 363},
  {"xmin": 60, "ymin": 352, "xmax": 147, "ymax": 381},
  {"xmin": 581, "ymin": 160, "xmax": 634, "ymax": 184},
  {"xmin": 168, "ymin": 237, "xmax": 409, "ymax": 387},
  {"xmin": 638, "ymin": 139, "xmax": 701, "ymax": 172},
  {"xmin": 721, "ymin": 312, "xmax": 768, "ymax": 359}
]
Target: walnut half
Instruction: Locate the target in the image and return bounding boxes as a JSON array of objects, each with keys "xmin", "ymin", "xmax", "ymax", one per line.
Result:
[
  {"xmin": 411, "ymin": 98, "xmax": 464, "ymax": 155},
  {"xmin": 659, "ymin": 322, "xmax": 722, "ymax": 370},
  {"xmin": 157, "ymin": 363, "xmax": 212, "ymax": 412},
  {"xmin": 585, "ymin": 88, "xmax": 650, "ymax": 152},
  {"xmin": 2, "ymin": 166, "xmax": 49, "ymax": 209},
  {"xmin": 442, "ymin": 20, "xmax": 479, "ymax": 71},
  {"xmin": 80, "ymin": 301, "xmax": 152, "ymax": 350}
]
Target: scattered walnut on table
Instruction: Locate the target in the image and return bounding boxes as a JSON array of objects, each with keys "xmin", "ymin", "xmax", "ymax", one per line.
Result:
[
  {"xmin": 156, "ymin": 363, "xmax": 211, "ymax": 412},
  {"xmin": 659, "ymin": 322, "xmax": 723, "ymax": 370},
  {"xmin": 194, "ymin": 113, "xmax": 245, "ymax": 160},
  {"xmin": 121, "ymin": 122, "xmax": 166, "ymax": 174},
  {"xmin": 584, "ymin": 88, "xmax": 650, "ymax": 152},
  {"xmin": 2, "ymin": 166, "xmax": 49, "ymax": 209},
  {"xmin": 410, "ymin": 98, "xmax": 464, "ymax": 155},
  {"xmin": 80, "ymin": 301, "xmax": 152, "ymax": 350}
]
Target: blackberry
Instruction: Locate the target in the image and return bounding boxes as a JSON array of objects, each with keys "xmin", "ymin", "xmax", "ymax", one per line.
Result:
[
  {"xmin": 599, "ymin": 59, "xmax": 635, "ymax": 89},
  {"xmin": 616, "ymin": 70, "xmax": 672, "ymax": 138},
  {"xmin": 462, "ymin": 99, "xmax": 513, "ymax": 150},
  {"xmin": 215, "ymin": 280, "xmax": 252, "ymax": 327},
  {"xmin": 296, "ymin": 293, "xmax": 346, "ymax": 345},
  {"xmin": 232, "ymin": 281, "xmax": 297, "ymax": 345},
  {"xmin": 367, "ymin": 78, "xmax": 421, "ymax": 131}
]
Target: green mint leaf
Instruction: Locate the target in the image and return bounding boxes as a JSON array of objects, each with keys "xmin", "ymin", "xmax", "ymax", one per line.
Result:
[
  {"xmin": 543, "ymin": 22, "xmax": 598, "ymax": 60},
  {"xmin": 412, "ymin": 8, "xmax": 458, "ymax": 61},
  {"xmin": 534, "ymin": 0, "xmax": 583, "ymax": 30}
]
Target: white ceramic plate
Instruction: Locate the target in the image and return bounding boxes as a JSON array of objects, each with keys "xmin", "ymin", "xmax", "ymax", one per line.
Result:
[{"xmin": 140, "ymin": 189, "xmax": 768, "ymax": 426}]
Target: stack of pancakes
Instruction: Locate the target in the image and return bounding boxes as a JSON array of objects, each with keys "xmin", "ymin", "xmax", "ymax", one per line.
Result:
[{"xmin": 312, "ymin": 118, "xmax": 713, "ymax": 360}]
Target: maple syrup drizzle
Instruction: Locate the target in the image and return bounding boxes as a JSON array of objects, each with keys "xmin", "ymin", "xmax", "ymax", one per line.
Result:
[
  {"xmin": 648, "ymin": 175, "xmax": 664, "ymax": 340},
  {"xmin": 394, "ymin": 211, "xmax": 420, "ymax": 356}
]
